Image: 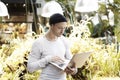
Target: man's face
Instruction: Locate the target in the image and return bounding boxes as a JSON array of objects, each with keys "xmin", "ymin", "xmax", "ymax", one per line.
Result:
[{"xmin": 51, "ymin": 22, "xmax": 67, "ymax": 37}]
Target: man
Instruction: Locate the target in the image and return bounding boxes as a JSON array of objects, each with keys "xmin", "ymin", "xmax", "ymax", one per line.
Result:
[{"xmin": 27, "ymin": 13, "xmax": 77, "ymax": 80}]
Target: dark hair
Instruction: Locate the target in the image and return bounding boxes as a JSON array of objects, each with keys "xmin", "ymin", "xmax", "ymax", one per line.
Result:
[{"xmin": 49, "ymin": 13, "xmax": 67, "ymax": 25}]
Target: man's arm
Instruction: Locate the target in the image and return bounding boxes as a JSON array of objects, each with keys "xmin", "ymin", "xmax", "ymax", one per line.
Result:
[{"xmin": 27, "ymin": 40, "xmax": 52, "ymax": 73}]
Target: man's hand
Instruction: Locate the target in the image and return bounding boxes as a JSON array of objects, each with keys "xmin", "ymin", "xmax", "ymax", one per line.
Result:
[
  {"xmin": 64, "ymin": 62, "xmax": 77, "ymax": 75},
  {"xmin": 51, "ymin": 56, "xmax": 64, "ymax": 64}
]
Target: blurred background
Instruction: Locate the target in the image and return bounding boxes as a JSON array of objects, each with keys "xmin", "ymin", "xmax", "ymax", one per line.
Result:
[{"xmin": 0, "ymin": 0, "xmax": 120, "ymax": 80}]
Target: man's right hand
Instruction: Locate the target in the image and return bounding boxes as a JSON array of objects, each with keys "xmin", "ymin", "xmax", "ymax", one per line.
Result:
[{"xmin": 51, "ymin": 56, "xmax": 64, "ymax": 64}]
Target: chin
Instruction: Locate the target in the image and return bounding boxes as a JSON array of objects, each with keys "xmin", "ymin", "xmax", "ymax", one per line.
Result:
[
  {"xmin": 57, "ymin": 35, "xmax": 62, "ymax": 37},
  {"xmin": 57, "ymin": 35, "xmax": 61, "ymax": 37}
]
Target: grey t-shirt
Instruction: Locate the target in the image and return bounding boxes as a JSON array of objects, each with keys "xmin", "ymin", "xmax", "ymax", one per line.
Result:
[{"xmin": 27, "ymin": 35, "xmax": 72, "ymax": 80}]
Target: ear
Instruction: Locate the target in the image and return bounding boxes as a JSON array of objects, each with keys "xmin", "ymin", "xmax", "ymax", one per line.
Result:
[
  {"xmin": 50, "ymin": 24, "xmax": 53, "ymax": 27},
  {"xmin": 50, "ymin": 24, "xmax": 55, "ymax": 30},
  {"xmin": 51, "ymin": 24, "xmax": 56, "ymax": 28},
  {"xmin": 51, "ymin": 24, "xmax": 55, "ymax": 26}
]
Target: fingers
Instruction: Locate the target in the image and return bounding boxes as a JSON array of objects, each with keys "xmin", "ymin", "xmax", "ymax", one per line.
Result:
[
  {"xmin": 68, "ymin": 61, "xmax": 76, "ymax": 68},
  {"xmin": 64, "ymin": 66, "xmax": 76, "ymax": 75},
  {"xmin": 51, "ymin": 56, "xmax": 64, "ymax": 64},
  {"xmin": 65, "ymin": 67, "xmax": 72, "ymax": 72}
]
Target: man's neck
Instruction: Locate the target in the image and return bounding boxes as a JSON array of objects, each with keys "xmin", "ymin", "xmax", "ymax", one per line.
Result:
[{"xmin": 45, "ymin": 31, "xmax": 58, "ymax": 41}]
